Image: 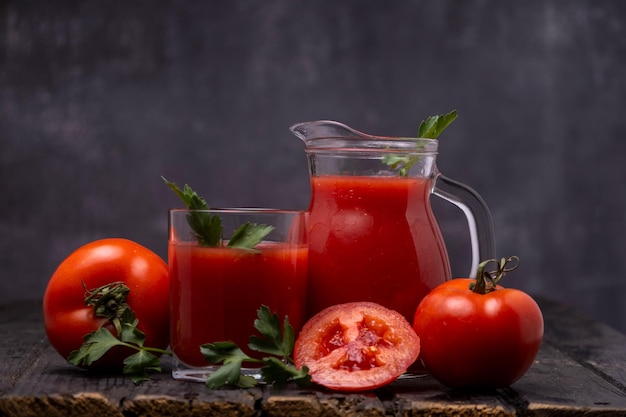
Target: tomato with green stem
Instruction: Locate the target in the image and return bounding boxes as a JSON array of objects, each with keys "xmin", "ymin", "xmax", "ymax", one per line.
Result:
[
  {"xmin": 43, "ymin": 238, "xmax": 170, "ymax": 373},
  {"xmin": 413, "ymin": 256, "xmax": 543, "ymax": 389}
]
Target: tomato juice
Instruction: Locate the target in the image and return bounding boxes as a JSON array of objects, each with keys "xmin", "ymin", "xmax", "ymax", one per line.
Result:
[
  {"xmin": 170, "ymin": 242, "xmax": 308, "ymax": 368},
  {"xmin": 306, "ymin": 175, "xmax": 450, "ymax": 322}
]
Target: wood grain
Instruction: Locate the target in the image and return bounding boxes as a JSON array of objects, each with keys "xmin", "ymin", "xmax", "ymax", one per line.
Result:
[{"xmin": 1, "ymin": 299, "xmax": 625, "ymax": 416}]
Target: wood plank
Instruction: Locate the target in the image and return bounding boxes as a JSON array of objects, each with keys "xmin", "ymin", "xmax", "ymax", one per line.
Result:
[
  {"xmin": 538, "ymin": 298, "xmax": 626, "ymax": 386},
  {"xmin": 0, "ymin": 301, "xmax": 48, "ymax": 396},
  {"xmin": 1, "ymin": 345, "xmax": 261, "ymax": 417},
  {"xmin": 262, "ymin": 390, "xmax": 386, "ymax": 417},
  {"xmin": 2, "ymin": 299, "xmax": 626, "ymax": 417},
  {"xmin": 123, "ymin": 360, "xmax": 261, "ymax": 417},
  {"xmin": 389, "ymin": 376, "xmax": 517, "ymax": 416},
  {"xmin": 392, "ymin": 341, "xmax": 626, "ymax": 417},
  {"xmin": 1, "ymin": 345, "xmax": 128, "ymax": 417},
  {"xmin": 501, "ymin": 343, "xmax": 626, "ymax": 416}
]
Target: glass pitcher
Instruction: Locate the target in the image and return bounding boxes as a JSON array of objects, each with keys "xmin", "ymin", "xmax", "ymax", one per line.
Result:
[{"xmin": 291, "ymin": 120, "xmax": 495, "ymax": 322}]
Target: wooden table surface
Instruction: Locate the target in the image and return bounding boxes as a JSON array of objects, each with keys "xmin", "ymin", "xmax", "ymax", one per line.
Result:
[{"xmin": 1, "ymin": 298, "xmax": 626, "ymax": 417}]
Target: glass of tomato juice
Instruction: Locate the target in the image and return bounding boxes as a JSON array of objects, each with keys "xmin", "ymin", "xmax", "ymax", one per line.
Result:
[{"xmin": 168, "ymin": 208, "xmax": 308, "ymax": 382}]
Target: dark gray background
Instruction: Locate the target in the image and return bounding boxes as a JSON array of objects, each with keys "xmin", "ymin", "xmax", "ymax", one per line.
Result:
[{"xmin": 2, "ymin": 1, "xmax": 626, "ymax": 332}]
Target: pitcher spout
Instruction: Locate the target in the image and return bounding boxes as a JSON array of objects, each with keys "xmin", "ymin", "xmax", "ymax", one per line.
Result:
[
  {"xmin": 290, "ymin": 120, "xmax": 439, "ymax": 154},
  {"xmin": 290, "ymin": 120, "xmax": 372, "ymax": 143}
]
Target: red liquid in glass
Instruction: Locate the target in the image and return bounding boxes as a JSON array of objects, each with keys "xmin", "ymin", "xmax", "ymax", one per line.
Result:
[
  {"xmin": 306, "ymin": 175, "xmax": 450, "ymax": 322},
  {"xmin": 170, "ymin": 242, "xmax": 308, "ymax": 367}
]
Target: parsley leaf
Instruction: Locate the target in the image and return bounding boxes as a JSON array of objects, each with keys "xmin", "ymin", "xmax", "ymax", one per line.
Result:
[
  {"xmin": 67, "ymin": 327, "xmax": 125, "ymax": 367},
  {"xmin": 201, "ymin": 342, "xmax": 260, "ymax": 389},
  {"xmin": 188, "ymin": 212, "xmax": 223, "ymax": 247},
  {"xmin": 118, "ymin": 309, "xmax": 145, "ymax": 346},
  {"xmin": 207, "ymin": 361, "xmax": 258, "ymax": 389},
  {"xmin": 162, "ymin": 176, "xmax": 222, "ymax": 246},
  {"xmin": 228, "ymin": 222, "xmax": 276, "ymax": 250},
  {"xmin": 161, "ymin": 176, "xmax": 208, "ymax": 209},
  {"xmin": 383, "ymin": 110, "xmax": 458, "ymax": 176},
  {"xmin": 249, "ymin": 306, "xmax": 294, "ymax": 358},
  {"xmin": 381, "ymin": 154, "xmax": 418, "ymax": 177},
  {"xmin": 163, "ymin": 177, "xmax": 274, "ymax": 249},
  {"xmin": 67, "ymin": 282, "xmax": 171, "ymax": 384},
  {"xmin": 418, "ymin": 110, "xmax": 458, "ymax": 139},
  {"xmin": 200, "ymin": 306, "xmax": 311, "ymax": 389},
  {"xmin": 262, "ymin": 357, "xmax": 311, "ymax": 388},
  {"xmin": 123, "ymin": 350, "xmax": 162, "ymax": 384}
]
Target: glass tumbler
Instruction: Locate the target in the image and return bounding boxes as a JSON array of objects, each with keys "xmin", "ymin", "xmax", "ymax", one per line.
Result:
[{"xmin": 168, "ymin": 208, "xmax": 308, "ymax": 382}]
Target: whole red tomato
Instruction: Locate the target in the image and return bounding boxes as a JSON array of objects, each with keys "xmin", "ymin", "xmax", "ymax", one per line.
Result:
[
  {"xmin": 413, "ymin": 257, "xmax": 543, "ymax": 389},
  {"xmin": 294, "ymin": 301, "xmax": 420, "ymax": 391},
  {"xmin": 43, "ymin": 238, "xmax": 170, "ymax": 370}
]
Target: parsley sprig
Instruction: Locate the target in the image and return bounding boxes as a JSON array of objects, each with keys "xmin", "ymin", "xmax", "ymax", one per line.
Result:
[
  {"xmin": 417, "ymin": 109, "xmax": 458, "ymax": 139},
  {"xmin": 200, "ymin": 305, "xmax": 311, "ymax": 389},
  {"xmin": 67, "ymin": 282, "xmax": 171, "ymax": 384},
  {"xmin": 383, "ymin": 110, "xmax": 458, "ymax": 176},
  {"xmin": 163, "ymin": 177, "xmax": 274, "ymax": 249}
]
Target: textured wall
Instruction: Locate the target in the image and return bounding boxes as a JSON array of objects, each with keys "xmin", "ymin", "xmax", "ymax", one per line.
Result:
[{"xmin": 2, "ymin": 1, "xmax": 626, "ymax": 332}]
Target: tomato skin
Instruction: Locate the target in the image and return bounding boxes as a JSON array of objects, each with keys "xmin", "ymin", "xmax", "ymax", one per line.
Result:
[
  {"xmin": 43, "ymin": 238, "xmax": 170, "ymax": 370},
  {"xmin": 294, "ymin": 302, "xmax": 420, "ymax": 392},
  {"xmin": 413, "ymin": 278, "xmax": 544, "ymax": 389}
]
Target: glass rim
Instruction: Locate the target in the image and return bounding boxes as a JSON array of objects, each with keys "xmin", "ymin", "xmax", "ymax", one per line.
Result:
[
  {"xmin": 301, "ymin": 138, "xmax": 439, "ymax": 154},
  {"xmin": 291, "ymin": 120, "xmax": 440, "ymax": 148},
  {"xmin": 168, "ymin": 207, "xmax": 307, "ymax": 214}
]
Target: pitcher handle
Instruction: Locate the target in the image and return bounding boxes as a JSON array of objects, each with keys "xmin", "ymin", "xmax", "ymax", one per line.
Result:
[{"xmin": 433, "ymin": 175, "xmax": 496, "ymax": 277}]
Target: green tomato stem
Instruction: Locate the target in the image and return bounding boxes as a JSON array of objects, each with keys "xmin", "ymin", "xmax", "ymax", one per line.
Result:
[
  {"xmin": 83, "ymin": 281, "xmax": 131, "ymax": 321},
  {"xmin": 84, "ymin": 282, "xmax": 172, "ymax": 356},
  {"xmin": 472, "ymin": 256, "xmax": 520, "ymax": 294}
]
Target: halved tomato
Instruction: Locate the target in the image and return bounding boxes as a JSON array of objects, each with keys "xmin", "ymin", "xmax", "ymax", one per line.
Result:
[{"xmin": 293, "ymin": 302, "xmax": 420, "ymax": 391}]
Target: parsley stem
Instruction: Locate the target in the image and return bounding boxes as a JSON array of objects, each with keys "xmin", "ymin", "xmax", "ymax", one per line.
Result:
[
  {"xmin": 138, "ymin": 346, "xmax": 172, "ymax": 356},
  {"xmin": 107, "ymin": 337, "xmax": 172, "ymax": 356}
]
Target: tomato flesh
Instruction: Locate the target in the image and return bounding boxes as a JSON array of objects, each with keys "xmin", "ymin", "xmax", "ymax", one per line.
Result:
[
  {"xmin": 294, "ymin": 302, "xmax": 420, "ymax": 391},
  {"xmin": 319, "ymin": 320, "xmax": 346, "ymax": 356},
  {"xmin": 323, "ymin": 318, "xmax": 393, "ymax": 372}
]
